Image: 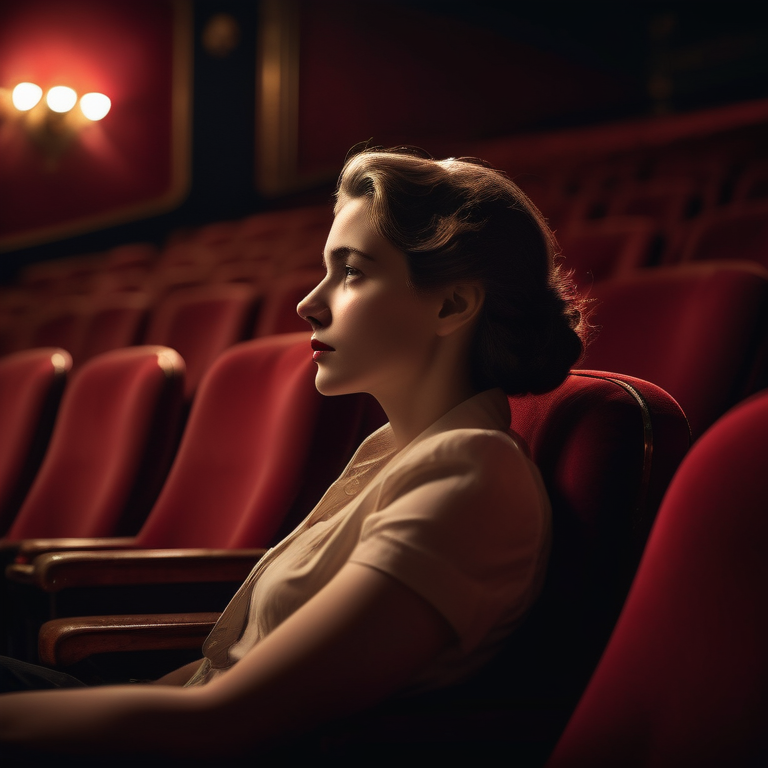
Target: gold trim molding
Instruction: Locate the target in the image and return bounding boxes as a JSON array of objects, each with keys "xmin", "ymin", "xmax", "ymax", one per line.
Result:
[{"xmin": 255, "ymin": 0, "xmax": 335, "ymax": 197}]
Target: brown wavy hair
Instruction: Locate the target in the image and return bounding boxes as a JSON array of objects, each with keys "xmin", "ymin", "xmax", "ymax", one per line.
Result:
[{"xmin": 335, "ymin": 146, "xmax": 589, "ymax": 395}]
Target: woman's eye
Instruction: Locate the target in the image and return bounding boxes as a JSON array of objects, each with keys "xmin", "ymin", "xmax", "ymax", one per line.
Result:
[{"xmin": 344, "ymin": 265, "xmax": 361, "ymax": 281}]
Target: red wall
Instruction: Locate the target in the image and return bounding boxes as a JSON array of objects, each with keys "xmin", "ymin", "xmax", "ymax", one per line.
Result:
[{"xmin": 0, "ymin": 0, "xmax": 189, "ymax": 251}]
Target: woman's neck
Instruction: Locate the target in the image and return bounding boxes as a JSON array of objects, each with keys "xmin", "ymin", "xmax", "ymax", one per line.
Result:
[{"xmin": 378, "ymin": 375, "xmax": 481, "ymax": 452}]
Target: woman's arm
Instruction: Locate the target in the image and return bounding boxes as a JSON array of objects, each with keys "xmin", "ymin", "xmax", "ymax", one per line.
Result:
[
  {"xmin": 151, "ymin": 658, "xmax": 205, "ymax": 686},
  {"xmin": 0, "ymin": 563, "xmax": 452, "ymax": 760}
]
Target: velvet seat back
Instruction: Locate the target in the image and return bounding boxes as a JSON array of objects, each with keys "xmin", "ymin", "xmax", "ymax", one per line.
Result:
[
  {"xmin": 6, "ymin": 346, "xmax": 185, "ymax": 540},
  {"xmin": 546, "ymin": 389, "xmax": 768, "ymax": 768},
  {"xmin": 134, "ymin": 333, "xmax": 385, "ymax": 550},
  {"xmin": 558, "ymin": 216, "xmax": 659, "ymax": 288},
  {"xmin": 678, "ymin": 198, "xmax": 768, "ymax": 268},
  {"xmin": 0, "ymin": 348, "xmax": 70, "ymax": 534},
  {"xmin": 76, "ymin": 292, "xmax": 150, "ymax": 366},
  {"xmin": 501, "ymin": 370, "xmax": 691, "ymax": 704},
  {"xmin": 142, "ymin": 282, "xmax": 258, "ymax": 400},
  {"xmin": 579, "ymin": 261, "xmax": 768, "ymax": 439}
]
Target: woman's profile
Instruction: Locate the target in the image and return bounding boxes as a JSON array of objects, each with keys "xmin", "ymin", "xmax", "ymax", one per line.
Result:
[{"xmin": 0, "ymin": 146, "xmax": 587, "ymax": 761}]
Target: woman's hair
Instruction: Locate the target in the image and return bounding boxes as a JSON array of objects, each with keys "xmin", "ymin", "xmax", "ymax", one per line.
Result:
[{"xmin": 335, "ymin": 146, "xmax": 590, "ymax": 396}]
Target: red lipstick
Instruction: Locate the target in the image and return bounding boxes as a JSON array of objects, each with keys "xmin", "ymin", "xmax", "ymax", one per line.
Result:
[{"xmin": 311, "ymin": 339, "xmax": 334, "ymax": 361}]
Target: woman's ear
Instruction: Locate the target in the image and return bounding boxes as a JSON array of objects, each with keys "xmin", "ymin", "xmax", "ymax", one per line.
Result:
[{"xmin": 436, "ymin": 283, "xmax": 485, "ymax": 336}]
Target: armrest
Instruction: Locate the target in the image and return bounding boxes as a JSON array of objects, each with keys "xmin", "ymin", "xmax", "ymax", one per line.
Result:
[
  {"xmin": 6, "ymin": 548, "xmax": 266, "ymax": 591},
  {"xmin": 10, "ymin": 537, "xmax": 137, "ymax": 564},
  {"xmin": 38, "ymin": 612, "xmax": 220, "ymax": 667}
]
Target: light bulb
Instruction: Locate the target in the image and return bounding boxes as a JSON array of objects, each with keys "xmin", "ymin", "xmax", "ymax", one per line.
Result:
[
  {"xmin": 79, "ymin": 92, "xmax": 111, "ymax": 121},
  {"xmin": 46, "ymin": 86, "xmax": 78, "ymax": 113},
  {"xmin": 12, "ymin": 82, "xmax": 43, "ymax": 111}
]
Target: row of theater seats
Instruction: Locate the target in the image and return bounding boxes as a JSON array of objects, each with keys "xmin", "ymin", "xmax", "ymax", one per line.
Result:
[
  {"xmin": 0, "ymin": 206, "xmax": 332, "ymax": 400},
  {"xmin": 3, "ymin": 121, "xmax": 767, "ymax": 320},
  {"xmin": 0, "ymin": 336, "xmax": 387, "ymax": 652},
  {"xmin": 477, "ymin": 121, "xmax": 768, "ymax": 287},
  {"xmin": 0, "ymin": 255, "xmax": 766, "ymax": 445},
  {"xmin": 0, "ymin": 334, "xmax": 764, "ymax": 765}
]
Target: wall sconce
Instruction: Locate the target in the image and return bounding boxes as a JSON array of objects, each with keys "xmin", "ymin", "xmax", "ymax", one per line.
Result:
[{"xmin": 7, "ymin": 81, "xmax": 111, "ymax": 165}]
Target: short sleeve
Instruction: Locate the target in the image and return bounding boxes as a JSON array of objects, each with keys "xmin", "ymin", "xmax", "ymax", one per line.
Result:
[{"xmin": 348, "ymin": 428, "xmax": 551, "ymax": 652}]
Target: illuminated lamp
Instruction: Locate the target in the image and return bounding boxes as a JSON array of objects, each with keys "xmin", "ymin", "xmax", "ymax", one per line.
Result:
[
  {"xmin": 46, "ymin": 86, "xmax": 78, "ymax": 113},
  {"xmin": 79, "ymin": 92, "xmax": 111, "ymax": 121},
  {"xmin": 3, "ymin": 81, "xmax": 112, "ymax": 166},
  {"xmin": 11, "ymin": 82, "xmax": 43, "ymax": 111}
]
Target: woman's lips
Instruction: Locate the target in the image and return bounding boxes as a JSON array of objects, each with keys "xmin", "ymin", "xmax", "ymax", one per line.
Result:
[{"xmin": 311, "ymin": 339, "xmax": 335, "ymax": 361}]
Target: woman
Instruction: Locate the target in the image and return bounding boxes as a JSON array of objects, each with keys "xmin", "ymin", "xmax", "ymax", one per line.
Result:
[{"xmin": 0, "ymin": 147, "xmax": 587, "ymax": 760}]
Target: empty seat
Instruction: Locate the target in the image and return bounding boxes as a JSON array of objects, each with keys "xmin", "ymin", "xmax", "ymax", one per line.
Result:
[
  {"xmin": 253, "ymin": 269, "xmax": 325, "ymax": 336},
  {"xmin": 15, "ymin": 297, "xmax": 90, "ymax": 361},
  {"xmin": 76, "ymin": 292, "xmax": 151, "ymax": 365},
  {"xmin": 142, "ymin": 282, "xmax": 259, "ymax": 400},
  {"xmin": 730, "ymin": 157, "xmax": 768, "ymax": 203},
  {"xmin": 579, "ymin": 261, "xmax": 768, "ymax": 439},
  {"xmin": 90, "ymin": 242, "xmax": 158, "ymax": 294},
  {"xmin": 237, "ymin": 205, "xmax": 330, "ymax": 241},
  {"xmin": 607, "ymin": 179, "xmax": 701, "ymax": 261},
  {"xmin": 0, "ymin": 348, "xmax": 71, "ymax": 534},
  {"xmin": 104, "ymin": 242, "xmax": 159, "ymax": 270},
  {"xmin": 607, "ymin": 179, "xmax": 700, "ymax": 226},
  {"xmin": 545, "ymin": 389, "xmax": 768, "ymax": 768},
  {"xmin": 1, "ymin": 346, "xmax": 185, "ymax": 544},
  {"xmin": 676, "ymin": 198, "xmax": 768, "ymax": 268},
  {"xmin": 16, "ymin": 252, "xmax": 103, "ymax": 301},
  {"xmin": 0, "ymin": 287, "xmax": 37, "ymax": 355},
  {"xmin": 558, "ymin": 216, "xmax": 660, "ymax": 287}
]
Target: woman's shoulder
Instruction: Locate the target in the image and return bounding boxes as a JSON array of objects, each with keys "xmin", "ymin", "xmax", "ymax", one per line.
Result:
[
  {"xmin": 365, "ymin": 424, "xmax": 551, "ymax": 568},
  {"xmin": 408, "ymin": 426, "xmax": 529, "ymax": 467},
  {"xmin": 378, "ymin": 426, "xmax": 537, "ymax": 502}
]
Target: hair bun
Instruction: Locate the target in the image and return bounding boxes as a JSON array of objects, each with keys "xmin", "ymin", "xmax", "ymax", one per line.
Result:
[{"xmin": 473, "ymin": 277, "xmax": 585, "ymax": 395}]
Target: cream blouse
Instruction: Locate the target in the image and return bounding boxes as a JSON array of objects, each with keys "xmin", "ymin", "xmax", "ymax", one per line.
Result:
[{"xmin": 186, "ymin": 388, "xmax": 551, "ymax": 693}]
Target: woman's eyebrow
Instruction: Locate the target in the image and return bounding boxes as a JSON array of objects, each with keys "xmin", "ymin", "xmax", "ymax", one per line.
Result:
[{"xmin": 323, "ymin": 246, "xmax": 376, "ymax": 268}]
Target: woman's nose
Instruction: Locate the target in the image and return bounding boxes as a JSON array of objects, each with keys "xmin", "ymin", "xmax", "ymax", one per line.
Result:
[{"xmin": 296, "ymin": 282, "xmax": 330, "ymax": 329}]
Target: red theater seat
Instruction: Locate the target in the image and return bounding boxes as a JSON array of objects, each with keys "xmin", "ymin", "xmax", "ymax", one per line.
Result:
[
  {"xmin": 558, "ymin": 215, "xmax": 660, "ymax": 287},
  {"xmin": 730, "ymin": 158, "xmax": 768, "ymax": 203},
  {"xmin": 7, "ymin": 334, "xmax": 385, "ymax": 662},
  {"xmin": 579, "ymin": 261, "xmax": 768, "ymax": 440},
  {"xmin": 89, "ymin": 242, "xmax": 158, "ymax": 294},
  {"xmin": 253, "ymin": 269, "xmax": 324, "ymax": 336},
  {"xmin": 0, "ymin": 287, "xmax": 40, "ymax": 356},
  {"xmin": 75, "ymin": 292, "xmax": 151, "ymax": 366},
  {"xmin": 16, "ymin": 253, "xmax": 103, "ymax": 302},
  {"xmin": 676, "ymin": 198, "xmax": 768, "ymax": 268},
  {"xmin": 0, "ymin": 348, "xmax": 70, "ymax": 534},
  {"xmin": 1, "ymin": 346, "xmax": 185, "ymax": 655},
  {"xmin": 1, "ymin": 346, "xmax": 185, "ymax": 545},
  {"xmin": 142, "ymin": 282, "xmax": 259, "ymax": 400},
  {"xmin": 545, "ymin": 389, "xmax": 768, "ymax": 768},
  {"xmin": 607, "ymin": 179, "xmax": 698, "ymax": 229},
  {"xmin": 16, "ymin": 297, "xmax": 90, "ymax": 362}
]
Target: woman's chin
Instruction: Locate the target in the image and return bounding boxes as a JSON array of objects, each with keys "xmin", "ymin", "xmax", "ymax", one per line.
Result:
[
  {"xmin": 313, "ymin": 371, "xmax": 365, "ymax": 399},
  {"xmin": 313, "ymin": 371, "xmax": 347, "ymax": 397}
]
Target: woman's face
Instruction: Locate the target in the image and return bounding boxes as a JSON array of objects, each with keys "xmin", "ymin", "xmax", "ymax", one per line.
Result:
[{"xmin": 296, "ymin": 197, "xmax": 444, "ymax": 401}]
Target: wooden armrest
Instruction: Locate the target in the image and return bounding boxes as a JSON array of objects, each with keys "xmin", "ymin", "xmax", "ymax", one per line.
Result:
[
  {"xmin": 6, "ymin": 548, "xmax": 266, "ymax": 591},
  {"xmin": 11, "ymin": 537, "xmax": 137, "ymax": 564},
  {"xmin": 39, "ymin": 612, "xmax": 220, "ymax": 667}
]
